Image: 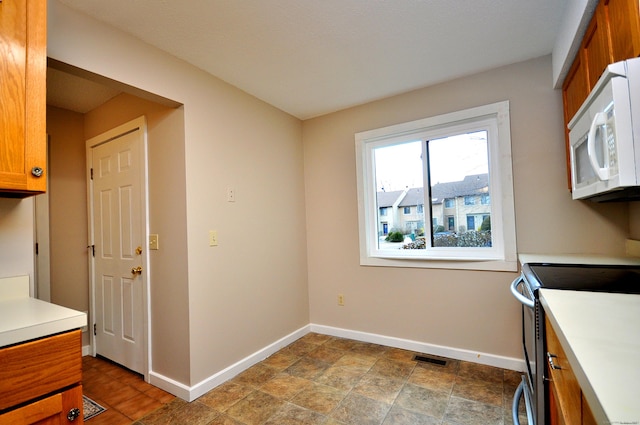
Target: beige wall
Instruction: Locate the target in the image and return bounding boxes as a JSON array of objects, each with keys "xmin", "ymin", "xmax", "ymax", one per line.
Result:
[
  {"xmin": 48, "ymin": 0, "xmax": 308, "ymax": 388},
  {"xmin": 47, "ymin": 106, "xmax": 87, "ymax": 312},
  {"xmin": 0, "ymin": 198, "xmax": 35, "ymax": 284},
  {"xmin": 302, "ymin": 55, "xmax": 630, "ymax": 360}
]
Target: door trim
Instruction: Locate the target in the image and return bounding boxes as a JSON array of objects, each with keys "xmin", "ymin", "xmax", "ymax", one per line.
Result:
[{"xmin": 86, "ymin": 116, "xmax": 150, "ymax": 381}]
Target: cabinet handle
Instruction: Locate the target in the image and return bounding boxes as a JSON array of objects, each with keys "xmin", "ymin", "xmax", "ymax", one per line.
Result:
[
  {"xmin": 547, "ymin": 352, "xmax": 562, "ymax": 370},
  {"xmin": 31, "ymin": 167, "xmax": 44, "ymax": 177},
  {"xmin": 67, "ymin": 407, "xmax": 81, "ymax": 421}
]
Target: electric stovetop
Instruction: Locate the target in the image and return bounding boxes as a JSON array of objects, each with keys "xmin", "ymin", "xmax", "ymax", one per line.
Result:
[{"xmin": 522, "ymin": 263, "xmax": 640, "ymax": 294}]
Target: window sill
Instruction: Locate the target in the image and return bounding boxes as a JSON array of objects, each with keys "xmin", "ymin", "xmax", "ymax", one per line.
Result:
[{"xmin": 360, "ymin": 256, "xmax": 518, "ymax": 272}]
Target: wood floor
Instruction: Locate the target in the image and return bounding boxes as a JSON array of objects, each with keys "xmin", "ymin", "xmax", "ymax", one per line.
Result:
[
  {"xmin": 82, "ymin": 334, "xmax": 528, "ymax": 424},
  {"xmin": 82, "ymin": 356, "xmax": 174, "ymax": 424}
]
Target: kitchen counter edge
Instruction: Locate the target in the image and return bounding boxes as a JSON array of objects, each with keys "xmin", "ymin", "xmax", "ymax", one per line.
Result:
[{"xmin": 0, "ymin": 297, "xmax": 87, "ymax": 348}]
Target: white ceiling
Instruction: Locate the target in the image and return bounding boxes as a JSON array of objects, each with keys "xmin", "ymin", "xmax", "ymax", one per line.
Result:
[{"xmin": 54, "ymin": 0, "xmax": 567, "ymax": 119}]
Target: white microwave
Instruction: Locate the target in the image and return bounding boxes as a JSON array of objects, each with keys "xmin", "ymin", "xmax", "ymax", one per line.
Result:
[{"xmin": 568, "ymin": 58, "xmax": 640, "ymax": 201}]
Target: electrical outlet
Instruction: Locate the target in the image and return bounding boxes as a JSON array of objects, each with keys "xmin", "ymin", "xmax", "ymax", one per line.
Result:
[
  {"xmin": 338, "ymin": 294, "xmax": 345, "ymax": 306},
  {"xmin": 227, "ymin": 187, "xmax": 235, "ymax": 202},
  {"xmin": 209, "ymin": 230, "xmax": 218, "ymax": 246}
]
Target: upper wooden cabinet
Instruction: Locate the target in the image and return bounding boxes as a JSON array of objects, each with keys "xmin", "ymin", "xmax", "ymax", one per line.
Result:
[
  {"xmin": 605, "ymin": 0, "xmax": 640, "ymax": 62},
  {"xmin": 0, "ymin": 0, "xmax": 47, "ymax": 197},
  {"xmin": 561, "ymin": 0, "xmax": 640, "ymax": 189}
]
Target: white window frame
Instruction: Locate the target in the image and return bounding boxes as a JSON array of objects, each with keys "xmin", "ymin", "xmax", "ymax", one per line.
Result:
[{"xmin": 355, "ymin": 101, "xmax": 517, "ymax": 272}]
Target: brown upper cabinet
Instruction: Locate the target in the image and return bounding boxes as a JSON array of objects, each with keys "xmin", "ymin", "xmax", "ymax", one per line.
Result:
[
  {"xmin": 562, "ymin": 0, "xmax": 640, "ymax": 189},
  {"xmin": 0, "ymin": 0, "xmax": 47, "ymax": 197}
]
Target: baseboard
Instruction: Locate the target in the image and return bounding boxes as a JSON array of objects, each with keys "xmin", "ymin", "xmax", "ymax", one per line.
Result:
[
  {"xmin": 137, "ymin": 323, "xmax": 524, "ymax": 401},
  {"xmin": 82, "ymin": 344, "xmax": 91, "ymax": 357},
  {"xmin": 310, "ymin": 324, "xmax": 525, "ymax": 372},
  {"xmin": 150, "ymin": 324, "xmax": 311, "ymax": 401}
]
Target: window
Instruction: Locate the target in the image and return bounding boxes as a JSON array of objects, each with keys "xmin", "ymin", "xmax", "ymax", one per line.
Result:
[
  {"xmin": 380, "ymin": 207, "xmax": 387, "ymax": 216},
  {"xmin": 355, "ymin": 101, "xmax": 517, "ymax": 271}
]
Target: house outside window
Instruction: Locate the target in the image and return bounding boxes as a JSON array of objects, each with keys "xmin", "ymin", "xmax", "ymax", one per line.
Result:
[
  {"xmin": 355, "ymin": 101, "xmax": 517, "ymax": 271},
  {"xmin": 380, "ymin": 207, "xmax": 387, "ymax": 216}
]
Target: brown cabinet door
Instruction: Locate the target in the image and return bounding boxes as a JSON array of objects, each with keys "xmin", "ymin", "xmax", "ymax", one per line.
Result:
[
  {"xmin": 563, "ymin": 54, "xmax": 589, "ymax": 125},
  {"xmin": 0, "ymin": 0, "xmax": 47, "ymax": 195},
  {"xmin": 604, "ymin": 0, "xmax": 640, "ymax": 62},
  {"xmin": 583, "ymin": 2, "xmax": 613, "ymax": 89}
]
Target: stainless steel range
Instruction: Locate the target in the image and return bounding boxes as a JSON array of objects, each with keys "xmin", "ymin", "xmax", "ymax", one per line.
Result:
[{"xmin": 510, "ymin": 262, "xmax": 640, "ymax": 425}]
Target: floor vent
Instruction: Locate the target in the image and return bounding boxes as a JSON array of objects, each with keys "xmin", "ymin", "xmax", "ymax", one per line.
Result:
[{"xmin": 413, "ymin": 355, "xmax": 448, "ymax": 367}]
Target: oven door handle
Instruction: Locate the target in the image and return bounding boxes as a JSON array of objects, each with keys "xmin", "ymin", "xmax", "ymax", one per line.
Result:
[
  {"xmin": 510, "ymin": 275, "xmax": 534, "ymax": 308},
  {"xmin": 513, "ymin": 377, "xmax": 535, "ymax": 425}
]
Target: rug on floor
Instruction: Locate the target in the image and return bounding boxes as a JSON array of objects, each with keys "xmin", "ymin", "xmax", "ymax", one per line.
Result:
[{"xmin": 83, "ymin": 395, "xmax": 106, "ymax": 421}]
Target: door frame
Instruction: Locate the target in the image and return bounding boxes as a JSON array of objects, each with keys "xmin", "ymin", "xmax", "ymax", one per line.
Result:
[
  {"xmin": 34, "ymin": 135, "xmax": 51, "ymax": 301},
  {"xmin": 86, "ymin": 116, "xmax": 151, "ymax": 380}
]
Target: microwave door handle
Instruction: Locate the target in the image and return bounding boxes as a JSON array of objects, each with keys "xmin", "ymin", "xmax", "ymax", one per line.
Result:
[
  {"xmin": 587, "ymin": 112, "xmax": 610, "ymax": 180},
  {"xmin": 510, "ymin": 275, "xmax": 534, "ymax": 308}
]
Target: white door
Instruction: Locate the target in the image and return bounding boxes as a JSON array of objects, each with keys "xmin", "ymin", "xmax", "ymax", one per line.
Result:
[{"xmin": 87, "ymin": 117, "xmax": 147, "ymax": 375}]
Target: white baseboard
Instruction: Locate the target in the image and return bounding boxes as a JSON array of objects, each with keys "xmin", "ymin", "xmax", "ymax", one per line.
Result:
[
  {"xmin": 119, "ymin": 323, "xmax": 524, "ymax": 401},
  {"xmin": 310, "ymin": 324, "xmax": 525, "ymax": 372},
  {"xmin": 150, "ymin": 325, "xmax": 311, "ymax": 402},
  {"xmin": 82, "ymin": 344, "xmax": 91, "ymax": 357}
]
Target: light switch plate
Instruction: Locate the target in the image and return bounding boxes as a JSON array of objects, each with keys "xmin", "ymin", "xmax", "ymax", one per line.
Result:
[
  {"xmin": 209, "ymin": 230, "xmax": 218, "ymax": 246},
  {"xmin": 149, "ymin": 234, "xmax": 159, "ymax": 250}
]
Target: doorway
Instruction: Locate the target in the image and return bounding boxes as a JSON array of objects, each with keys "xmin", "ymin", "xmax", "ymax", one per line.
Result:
[{"xmin": 87, "ymin": 116, "xmax": 149, "ymax": 377}]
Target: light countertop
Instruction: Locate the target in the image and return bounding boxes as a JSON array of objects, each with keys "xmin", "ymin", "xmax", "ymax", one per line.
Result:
[
  {"xmin": 0, "ymin": 297, "xmax": 86, "ymax": 348},
  {"xmin": 540, "ymin": 289, "xmax": 640, "ymax": 424}
]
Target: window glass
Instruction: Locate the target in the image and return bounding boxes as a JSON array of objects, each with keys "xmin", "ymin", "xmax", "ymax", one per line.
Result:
[{"xmin": 355, "ymin": 101, "xmax": 517, "ymax": 271}]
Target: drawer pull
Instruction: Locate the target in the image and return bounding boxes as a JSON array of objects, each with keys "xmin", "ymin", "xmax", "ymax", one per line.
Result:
[
  {"xmin": 67, "ymin": 407, "xmax": 81, "ymax": 421},
  {"xmin": 31, "ymin": 167, "xmax": 44, "ymax": 177},
  {"xmin": 547, "ymin": 352, "xmax": 562, "ymax": 370}
]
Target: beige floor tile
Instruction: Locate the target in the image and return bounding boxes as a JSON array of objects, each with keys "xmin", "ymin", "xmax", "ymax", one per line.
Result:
[
  {"xmin": 196, "ymin": 381, "xmax": 254, "ymax": 412},
  {"xmin": 352, "ymin": 373, "xmax": 405, "ymax": 404},
  {"xmin": 443, "ymin": 396, "xmax": 503, "ymax": 425},
  {"xmin": 330, "ymin": 392, "xmax": 391, "ymax": 425},
  {"xmin": 290, "ymin": 382, "xmax": 347, "ymax": 414},
  {"xmin": 259, "ymin": 373, "xmax": 314, "ymax": 399},
  {"xmin": 224, "ymin": 390, "xmax": 285, "ymax": 425}
]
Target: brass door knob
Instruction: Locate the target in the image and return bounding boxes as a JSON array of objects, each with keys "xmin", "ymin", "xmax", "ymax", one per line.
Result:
[{"xmin": 131, "ymin": 266, "xmax": 143, "ymax": 275}]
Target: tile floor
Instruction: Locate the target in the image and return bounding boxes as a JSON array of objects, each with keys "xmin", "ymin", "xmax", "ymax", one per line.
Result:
[{"xmin": 83, "ymin": 333, "xmax": 528, "ymax": 425}]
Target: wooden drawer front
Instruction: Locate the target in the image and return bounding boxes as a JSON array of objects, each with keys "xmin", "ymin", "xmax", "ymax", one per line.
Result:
[
  {"xmin": 546, "ymin": 317, "xmax": 581, "ymax": 424},
  {"xmin": 0, "ymin": 385, "xmax": 83, "ymax": 425},
  {"xmin": 0, "ymin": 330, "xmax": 82, "ymax": 411}
]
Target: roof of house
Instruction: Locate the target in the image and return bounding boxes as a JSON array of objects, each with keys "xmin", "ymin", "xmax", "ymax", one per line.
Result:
[
  {"xmin": 398, "ymin": 188, "xmax": 425, "ymax": 207},
  {"xmin": 431, "ymin": 174, "xmax": 489, "ymax": 201},
  {"xmin": 376, "ymin": 190, "xmax": 404, "ymax": 208},
  {"xmin": 376, "ymin": 174, "xmax": 489, "ymax": 207}
]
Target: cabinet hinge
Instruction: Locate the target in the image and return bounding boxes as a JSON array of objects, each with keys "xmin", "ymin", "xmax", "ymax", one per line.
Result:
[{"xmin": 93, "ymin": 323, "xmax": 97, "ymax": 336}]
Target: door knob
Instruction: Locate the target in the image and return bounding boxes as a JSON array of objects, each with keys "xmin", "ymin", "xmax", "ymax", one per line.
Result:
[{"xmin": 131, "ymin": 266, "xmax": 143, "ymax": 275}]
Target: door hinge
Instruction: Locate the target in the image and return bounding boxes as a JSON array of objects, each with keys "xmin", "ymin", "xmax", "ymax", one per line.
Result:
[
  {"xmin": 35, "ymin": 242, "xmax": 39, "ymax": 255},
  {"xmin": 93, "ymin": 323, "xmax": 97, "ymax": 336},
  {"xmin": 87, "ymin": 244, "xmax": 95, "ymax": 257},
  {"xmin": 90, "ymin": 168, "xmax": 94, "ymax": 180}
]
